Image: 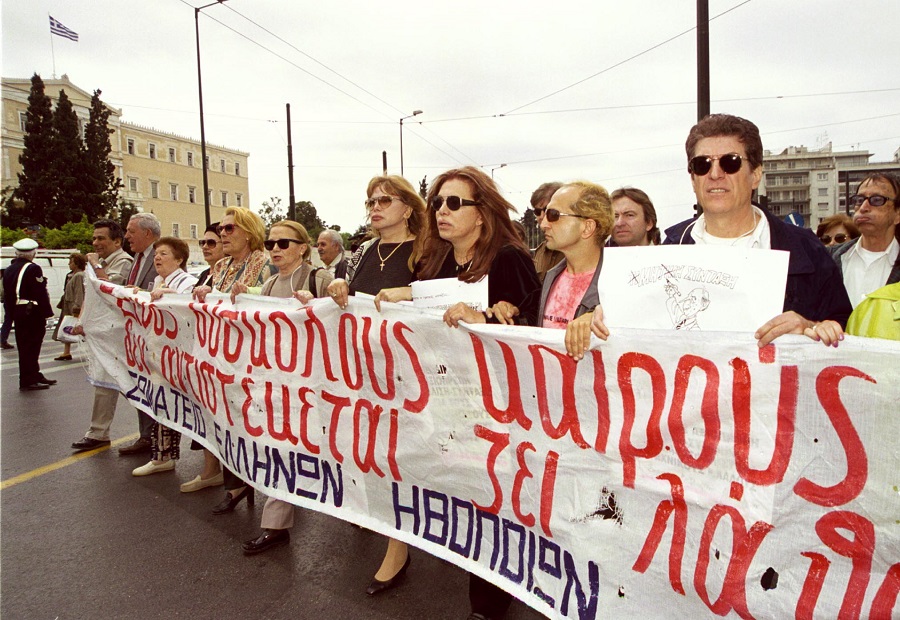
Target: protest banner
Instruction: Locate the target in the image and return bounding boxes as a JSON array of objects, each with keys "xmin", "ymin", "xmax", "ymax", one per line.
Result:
[{"xmin": 80, "ymin": 275, "xmax": 900, "ymax": 619}]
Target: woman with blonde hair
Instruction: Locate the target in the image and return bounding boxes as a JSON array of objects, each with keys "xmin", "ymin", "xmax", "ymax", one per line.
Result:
[
  {"xmin": 325, "ymin": 175, "xmax": 427, "ymax": 595},
  {"xmin": 192, "ymin": 206, "xmax": 276, "ymax": 511},
  {"xmin": 236, "ymin": 219, "xmax": 335, "ymax": 555}
]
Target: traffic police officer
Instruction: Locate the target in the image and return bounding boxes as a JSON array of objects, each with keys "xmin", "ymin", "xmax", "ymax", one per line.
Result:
[{"xmin": 2, "ymin": 238, "xmax": 55, "ymax": 391}]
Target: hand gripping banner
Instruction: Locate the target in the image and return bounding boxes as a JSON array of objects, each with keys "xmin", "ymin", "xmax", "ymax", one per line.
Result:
[{"xmin": 80, "ymin": 275, "xmax": 900, "ymax": 619}]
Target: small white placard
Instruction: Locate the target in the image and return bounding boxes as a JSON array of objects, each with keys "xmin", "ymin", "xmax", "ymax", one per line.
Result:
[
  {"xmin": 412, "ymin": 276, "xmax": 489, "ymax": 311},
  {"xmin": 598, "ymin": 246, "xmax": 789, "ymax": 331}
]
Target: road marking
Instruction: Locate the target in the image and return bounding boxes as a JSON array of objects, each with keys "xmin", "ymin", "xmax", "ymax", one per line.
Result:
[{"xmin": 0, "ymin": 433, "xmax": 139, "ymax": 491}]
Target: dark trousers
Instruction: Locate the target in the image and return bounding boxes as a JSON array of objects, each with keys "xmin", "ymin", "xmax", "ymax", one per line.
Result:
[
  {"xmin": 1, "ymin": 309, "xmax": 12, "ymax": 344},
  {"xmin": 14, "ymin": 313, "xmax": 45, "ymax": 387},
  {"xmin": 138, "ymin": 410, "xmax": 155, "ymax": 440},
  {"xmin": 469, "ymin": 573, "xmax": 512, "ymax": 619}
]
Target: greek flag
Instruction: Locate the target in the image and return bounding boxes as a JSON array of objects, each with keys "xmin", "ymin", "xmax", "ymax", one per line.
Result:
[{"xmin": 49, "ymin": 16, "xmax": 78, "ymax": 42}]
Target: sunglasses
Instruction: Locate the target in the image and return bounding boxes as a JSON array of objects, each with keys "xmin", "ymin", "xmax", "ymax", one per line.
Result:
[
  {"xmin": 264, "ymin": 238, "xmax": 304, "ymax": 251},
  {"xmin": 365, "ymin": 195, "xmax": 399, "ymax": 210},
  {"xmin": 544, "ymin": 208, "xmax": 588, "ymax": 223},
  {"xmin": 849, "ymin": 194, "xmax": 894, "ymax": 208},
  {"xmin": 533, "ymin": 208, "xmax": 546, "ymax": 218},
  {"xmin": 198, "ymin": 239, "xmax": 218, "ymax": 248},
  {"xmin": 688, "ymin": 153, "xmax": 744, "ymax": 176},
  {"xmin": 216, "ymin": 224, "xmax": 237, "ymax": 235},
  {"xmin": 820, "ymin": 233, "xmax": 848, "ymax": 245},
  {"xmin": 431, "ymin": 195, "xmax": 478, "ymax": 212}
]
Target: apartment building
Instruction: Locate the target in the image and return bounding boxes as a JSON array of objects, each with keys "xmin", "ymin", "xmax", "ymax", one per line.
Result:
[
  {"xmin": 1, "ymin": 75, "xmax": 249, "ymax": 263},
  {"xmin": 758, "ymin": 142, "xmax": 900, "ymax": 230}
]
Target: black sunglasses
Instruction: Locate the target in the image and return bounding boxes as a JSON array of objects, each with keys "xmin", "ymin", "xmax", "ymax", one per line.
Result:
[
  {"xmin": 544, "ymin": 208, "xmax": 587, "ymax": 223},
  {"xmin": 365, "ymin": 195, "xmax": 399, "ymax": 210},
  {"xmin": 533, "ymin": 207, "xmax": 545, "ymax": 218},
  {"xmin": 849, "ymin": 194, "xmax": 894, "ymax": 208},
  {"xmin": 264, "ymin": 238, "xmax": 304, "ymax": 251},
  {"xmin": 198, "ymin": 239, "xmax": 218, "ymax": 248},
  {"xmin": 820, "ymin": 233, "xmax": 848, "ymax": 245},
  {"xmin": 689, "ymin": 153, "xmax": 744, "ymax": 176},
  {"xmin": 216, "ymin": 223, "xmax": 237, "ymax": 235},
  {"xmin": 431, "ymin": 195, "xmax": 478, "ymax": 211}
]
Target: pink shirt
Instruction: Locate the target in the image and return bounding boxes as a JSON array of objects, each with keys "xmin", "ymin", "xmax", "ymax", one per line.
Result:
[{"xmin": 542, "ymin": 269, "xmax": 594, "ymax": 329}]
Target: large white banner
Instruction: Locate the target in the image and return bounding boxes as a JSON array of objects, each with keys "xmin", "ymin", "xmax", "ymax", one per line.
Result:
[{"xmin": 80, "ymin": 276, "xmax": 900, "ymax": 620}]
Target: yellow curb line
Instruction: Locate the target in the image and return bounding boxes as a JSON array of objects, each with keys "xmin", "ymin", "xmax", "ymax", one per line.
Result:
[{"xmin": 0, "ymin": 433, "xmax": 140, "ymax": 491}]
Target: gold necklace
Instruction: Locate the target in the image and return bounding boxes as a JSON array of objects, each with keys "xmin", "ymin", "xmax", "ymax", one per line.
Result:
[{"xmin": 376, "ymin": 239, "xmax": 408, "ymax": 271}]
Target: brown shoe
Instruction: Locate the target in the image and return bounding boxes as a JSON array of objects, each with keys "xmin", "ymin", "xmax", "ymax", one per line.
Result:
[{"xmin": 118, "ymin": 437, "xmax": 152, "ymax": 456}]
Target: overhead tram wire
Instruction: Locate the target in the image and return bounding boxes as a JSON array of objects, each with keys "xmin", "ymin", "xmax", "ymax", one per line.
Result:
[
  {"xmin": 183, "ymin": 0, "xmax": 480, "ymax": 168},
  {"xmin": 499, "ymin": 0, "xmax": 754, "ymax": 116},
  {"xmin": 414, "ymin": 88, "xmax": 900, "ymax": 125}
]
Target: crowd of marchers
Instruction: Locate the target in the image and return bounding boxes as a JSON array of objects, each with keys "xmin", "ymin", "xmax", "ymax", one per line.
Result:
[{"xmin": 4, "ymin": 113, "xmax": 898, "ymax": 620}]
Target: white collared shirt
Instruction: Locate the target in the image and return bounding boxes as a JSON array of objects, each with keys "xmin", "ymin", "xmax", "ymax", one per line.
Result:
[
  {"xmin": 841, "ymin": 237, "xmax": 899, "ymax": 309},
  {"xmin": 324, "ymin": 253, "xmax": 344, "ymax": 276},
  {"xmin": 689, "ymin": 206, "xmax": 771, "ymax": 250}
]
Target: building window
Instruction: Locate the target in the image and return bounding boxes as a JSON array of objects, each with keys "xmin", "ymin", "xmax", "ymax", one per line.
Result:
[
  {"xmin": 236, "ymin": 193, "xmax": 243, "ymax": 207},
  {"xmin": 221, "ymin": 191, "xmax": 227, "ymax": 207},
  {"xmin": 220, "ymin": 158, "xmax": 226, "ymax": 173},
  {"xmin": 818, "ymin": 187, "xmax": 828, "ymax": 196},
  {"xmin": 172, "ymin": 223, "xmax": 180, "ymax": 238},
  {"xmin": 787, "ymin": 161, "xmax": 796, "ymax": 169},
  {"xmin": 188, "ymin": 186, "xmax": 196, "ymax": 204},
  {"xmin": 128, "ymin": 177, "xmax": 138, "ymax": 192},
  {"xmin": 190, "ymin": 224, "xmax": 198, "ymax": 239},
  {"xmin": 170, "ymin": 183, "xmax": 178, "ymax": 201},
  {"xmin": 205, "ymin": 156, "xmax": 210, "ymax": 170},
  {"xmin": 818, "ymin": 202, "xmax": 829, "ymax": 211},
  {"xmin": 187, "ymin": 152, "xmax": 194, "ymax": 167},
  {"xmin": 149, "ymin": 143, "xmax": 157, "ymax": 159},
  {"xmin": 169, "ymin": 147, "xmax": 176, "ymax": 163},
  {"xmin": 235, "ymin": 162, "xmax": 241, "ymax": 176},
  {"xmin": 127, "ymin": 138, "xmax": 135, "ymax": 155},
  {"xmin": 817, "ymin": 173, "xmax": 828, "ymax": 181},
  {"xmin": 19, "ymin": 112, "xmax": 27, "ymax": 132},
  {"xmin": 150, "ymin": 180, "xmax": 159, "ymax": 199}
]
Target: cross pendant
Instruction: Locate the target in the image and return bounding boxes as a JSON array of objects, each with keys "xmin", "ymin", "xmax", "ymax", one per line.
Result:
[{"xmin": 379, "ymin": 262, "xmax": 385, "ymax": 271}]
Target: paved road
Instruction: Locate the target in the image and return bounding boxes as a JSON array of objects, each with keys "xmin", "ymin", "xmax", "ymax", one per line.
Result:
[{"xmin": 1, "ymin": 333, "xmax": 546, "ymax": 619}]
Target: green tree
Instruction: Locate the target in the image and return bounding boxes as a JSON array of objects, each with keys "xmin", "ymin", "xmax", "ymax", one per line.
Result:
[
  {"xmin": 41, "ymin": 216, "xmax": 94, "ymax": 253},
  {"xmin": 1, "ymin": 226, "xmax": 28, "ymax": 247},
  {"xmin": 7, "ymin": 74, "xmax": 55, "ymax": 228},
  {"xmin": 83, "ymin": 89, "xmax": 121, "ymax": 220},
  {"xmin": 257, "ymin": 196, "xmax": 286, "ymax": 230},
  {"xmin": 419, "ymin": 175, "xmax": 429, "ymax": 200},
  {"xmin": 295, "ymin": 200, "xmax": 331, "ymax": 240},
  {"xmin": 48, "ymin": 90, "xmax": 87, "ymax": 228},
  {"xmin": 519, "ymin": 208, "xmax": 540, "ymax": 250}
]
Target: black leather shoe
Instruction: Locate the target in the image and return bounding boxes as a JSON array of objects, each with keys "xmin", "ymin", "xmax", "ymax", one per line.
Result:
[
  {"xmin": 72, "ymin": 437, "xmax": 111, "ymax": 451},
  {"xmin": 118, "ymin": 437, "xmax": 152, "ymax": 455},
  {"xmin": 212, "ymin": 486, "xmax": 255, "ymax": 515},
  {"xmin": 241, "ymin": 529, "xmax": 290, "ymax": 555},
  {"xmin": 1, "ymin": 342, "xmax": 14, "ymax": 350},
  {"xmin": 37, "ymin": 377, "xmax": 58, "ymax": 386},
  {"xmin": 19, "ymin": 383, "xmax": 49, "ymax": 391},
  {"xmin": 366, "ymin": 553, "xmax": 411, "ymax": 596}
]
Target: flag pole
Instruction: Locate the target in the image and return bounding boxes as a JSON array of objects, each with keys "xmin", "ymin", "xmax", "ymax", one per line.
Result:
[{"xmin": 49, "ymin": 14, "xmax": 57, "ymax": 78}]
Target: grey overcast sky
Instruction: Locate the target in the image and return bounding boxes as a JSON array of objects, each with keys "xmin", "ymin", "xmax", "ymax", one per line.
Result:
[{"xmin": 3, "ymin": 0, "xmax": 899, "ymax": 233}]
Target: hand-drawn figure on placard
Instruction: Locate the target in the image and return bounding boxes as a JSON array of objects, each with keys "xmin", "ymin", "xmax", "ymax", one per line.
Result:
[{"xmin": 665, "ymin": 278, "xmax": 710, "ymax": 330}]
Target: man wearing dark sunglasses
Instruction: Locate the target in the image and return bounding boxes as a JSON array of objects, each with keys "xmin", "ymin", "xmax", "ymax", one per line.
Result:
[
  {"xmin": 828, "ymin": 172, "xmax": 900, "ymax": 308},
  {"xmin": 585, "ymin": 114, "xmax": 851, "ymax": 349},
  {"xmin": 528, "ymin": 181, "xmax": 565, "ymax": 283},
  {"xmin": 662, "ymin": 114, "xmax": 851, "ymax": 346}
]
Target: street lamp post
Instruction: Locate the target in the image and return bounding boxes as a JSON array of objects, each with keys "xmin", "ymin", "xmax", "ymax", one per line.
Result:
[
  {"xmin": 399, "ymin": 110, "xmax": 422, "ymax": 176},
  {"xmin": 195, "ymin": 0, "xmax": 227, "ymax": 227},
  {"xmin": 491, "ymin": 163, "xmax": 507, "ymax": 179}
]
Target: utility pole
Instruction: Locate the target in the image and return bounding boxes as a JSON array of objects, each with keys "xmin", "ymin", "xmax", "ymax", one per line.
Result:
[
  {"xmin": 382, "ymin": 151, "xmax": 387, "ymax": 176},
  {"xmin": 697, "ymin": 0, "xmax": 710, "ymax": 121},
  {"xmin": 286, "ymin": 103, "xmax": 296, "ymax": 221}
]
